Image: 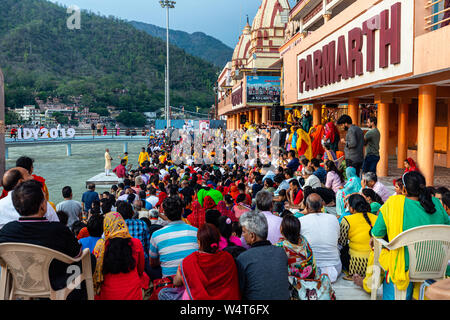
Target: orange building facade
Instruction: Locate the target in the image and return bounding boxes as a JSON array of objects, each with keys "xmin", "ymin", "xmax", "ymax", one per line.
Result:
[{"xmin": 279, "ymin": 0, "xmax": 450, "ymax": 186}]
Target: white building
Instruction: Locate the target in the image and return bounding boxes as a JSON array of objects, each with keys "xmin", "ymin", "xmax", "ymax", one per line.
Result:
[{"xmin": 14, "ymin": 106, "xmax": 41, "ymax": 124}]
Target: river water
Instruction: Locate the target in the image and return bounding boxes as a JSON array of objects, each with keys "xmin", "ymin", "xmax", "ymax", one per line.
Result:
[{"xmin": 6, "ymin": 141, "xmax": 149, "ymax": 205}]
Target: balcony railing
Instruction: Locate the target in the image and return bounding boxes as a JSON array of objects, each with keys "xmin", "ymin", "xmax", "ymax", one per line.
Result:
[{"xmin": 425, "ymin": 0, "xmax": 450, "ymax": 31}]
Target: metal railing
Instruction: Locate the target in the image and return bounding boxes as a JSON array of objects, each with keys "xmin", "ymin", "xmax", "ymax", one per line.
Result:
[{"xmin": 425, "ymin": 0, "xmax": 450, "ymax": 31}]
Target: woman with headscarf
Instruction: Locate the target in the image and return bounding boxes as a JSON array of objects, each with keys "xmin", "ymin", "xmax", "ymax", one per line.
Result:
[
  {"xmin": 173, "ymin": 223, "xmax": 240, "ymax": 300},
  {"xmin": 187, "ymin": 196, "xmax": 216, "ymax": 229},
  {"xmin": 295, "ymin": 127, "xmax": 313, "ymax": 160},
  {"xmin": 309, "ymin": 124, "xmax": 325, "ymax": 159},
  {"xmin": 324, "ymin": 121, "xmax": 339, "ymax": 152},
  {"xmin": 336, "ymin": 167, "xmax": 362, "ymax": 218},
  {"xmin": 403, "ymin": 158, "xmax": 419, "ymax": 174},
  {"xmin": 93, "ymin": 212, "xmax": 149, "ymax": 300},
  {"xmin": 217, "ymin": 195, "xmax": 239, "ymax": 222},
  {"xmin": 229, "ymin": 185, "xmax": 240, "ymax": 201}
]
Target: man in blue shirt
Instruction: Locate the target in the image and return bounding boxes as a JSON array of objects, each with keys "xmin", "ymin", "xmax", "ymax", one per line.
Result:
[
  {"xmin": 81, "ymin": 184, "xmax": 99, "ymax": 215},
  {"xmin": 286, "ymin": 150, "xmax": 300, "ymax": 172},
  {"xmin": 311, "ymin": 158, "xmax": 327, "ymax": 184}
]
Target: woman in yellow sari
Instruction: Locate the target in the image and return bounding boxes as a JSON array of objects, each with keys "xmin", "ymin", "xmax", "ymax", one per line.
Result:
[
  {"xmin": 295, "ymin": 127, "xmax": 312, "ymax": 160},
  {"xmin": 369, "ymin": 171, "xmax": 450, "ymax": 300}
]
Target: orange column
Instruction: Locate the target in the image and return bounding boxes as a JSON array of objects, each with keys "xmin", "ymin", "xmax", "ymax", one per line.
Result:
[
  {"xmin": 348, "ymin": 98, "xmax": 360, "ymax": 126},
  {"xmin": 417, "ymin": 85, "xmax": 436, "ymax": 186},
  {"xmin": 255, "ymin": 108, "xmax": 260, "ymax": 124},
  {"xmin": 446, "ymin": 100, "xmax": 450, "ymax": 168},
  {"xmin": 262, "ymin": 106, "xmax": 268, "ymax": 124},
  {"xmin": 312, "ymin": 104, "xmax": 322, "ymax": 127},
  {"xmin": 397, "ymin": 102, "xmax": 409, "ymax": 168},
  {"xmin": 377, "ymin": 102, "xmax": 390, "ymax": 177}
]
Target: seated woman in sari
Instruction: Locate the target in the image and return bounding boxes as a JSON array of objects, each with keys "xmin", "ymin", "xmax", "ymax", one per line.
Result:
[
  {"xmin": 370, "ymin": 171, "xmax": 450, "ymax": 300},
  {"xmin": 275, "ymin": 214, "xmax": 335, "ymax": 300},
  {"xmin": 336, "ymin": 167, "xmax": 362, "ymax": 218},
  {"xmin": 338, "ymin": 194, "xmax": 377, "ymax": 280},
  {"xmin": 173, "ymin": 223, "xmax": 241, "ymax": 300},
  {"xmin": 93, "ymin": 212, "xmax": 149, "ymax": 300}
]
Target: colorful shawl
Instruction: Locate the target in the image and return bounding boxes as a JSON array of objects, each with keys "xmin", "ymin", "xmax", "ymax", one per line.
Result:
[
  {"xmin": 336, "ymin": 167, "xmax": 362, "ymax": 216},
  {"xmin": 404, "ymin": 158, "xmax": 419, "ymax": 174},
  {"xmin": 217, "ymin": 201, "xmax": 238, "ymax": 222},
  {"xmin": 93, "ymin": 212, "xmax": 132, "ymax": 295},
  {"xmin": 276, "ymin": 236, "xmax": 318, "ymax": 280},
  {"xmin": 181, "ymin": 251, "xmax": 240, "ymax": 300}
]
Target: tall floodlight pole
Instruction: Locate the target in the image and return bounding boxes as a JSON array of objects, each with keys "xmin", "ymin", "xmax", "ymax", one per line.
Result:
[
  {"xmin": 0, "ymin": 69, "xmax": 5, "ymax": 178},
  {"xmin": 160, "ymin": 0, "xmax": 175, "ymax": 130}
]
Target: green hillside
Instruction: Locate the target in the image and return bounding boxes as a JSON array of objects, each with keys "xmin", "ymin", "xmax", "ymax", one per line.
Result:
[
  {"xmin": 130, "ymin": 21, "xmax": 233, "ymax": 67},
  {"xmin": 0, "ymin": 0, "xmax": 219, "ymax": 115}
]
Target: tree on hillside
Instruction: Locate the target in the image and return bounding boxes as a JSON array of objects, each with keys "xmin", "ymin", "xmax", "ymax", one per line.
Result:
[{"xmin": 116, "ymin": 111, "xmax": 147, "ymax": 127}]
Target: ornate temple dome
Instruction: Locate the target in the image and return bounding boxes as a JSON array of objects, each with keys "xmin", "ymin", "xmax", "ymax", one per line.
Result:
[{"xmin": 232, "ymin": 22, "xmax": 252, "ymax": 70}]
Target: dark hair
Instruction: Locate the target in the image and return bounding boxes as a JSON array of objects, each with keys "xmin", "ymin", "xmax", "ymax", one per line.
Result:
[
  {"xmin": 100, "ymin": 198, "xmax": 113, "ymax": 215},
  {"xmin": 117, "ymin": 201, "xmax": 134, "ymax": 220},
  {"xmin": 232, "ymin": 222, "xmax": 242, "ymax": 238},
  {"xmin": 205, "ymin": 209, "xmax": 221, "ymax": 227},
  {"xmin": 325, "ymin": 160, "xmax": 345, "ymax": 183},
  {"xmin": 284, "ymin": 168, "xmax": 293, "ymax": 178},
  {"xmin": 87, "ymin": 213, "xmax": 104, "ymax": 237},
  {"xmin": 289, "ymin": 179, "xmax": 300, "ymax": 188},
  {"xmin": 336, "ymin": 114, "xmax": 353, "ymax": 125},
  {"xmin": 56, "ymin": 211, "xmax": 69, "ymax": 226},
  {"xmin": 162, "ymin": 196, "xmax": 183, "ymax": 221},
  {"xmin": 103, "ymin": 238, "xmax": 136, "ymax": 275},
  {"xmin": 71, "ymin": 221, "xmax": 87, "ymax": 237},
  {"xmin": 118, "ymin": 183, "xmax": 125, "ymax": 189},
  {"xmin": 15, "ymin": 156, "xmax": 34, "ymax": 172},
  {"xmin": 224, "ymin": 194, "xmax": 234, "ymax": 205},
  {"xmin": 236, "ymin": 193, "xmax": 247, "ymax": 204},
  {"xmin": 348, "ymin": 194, "xmax": 373, "ymax": 236},
  {"xmin": 90, "ymin": 200, "xmax": 101, "ymax": 215},
  {"xmin": 218, "ymin": 216, "xmax": 233, "ymax": 241},
  {"xmin": 62, "ymin": 186, "xmax": 72, "ymax": 199},
  {"xmin": 87, "ymin": 183, "xmax": 95, "ymax": 190},
  {"xmin": 158, "ymin": 182, "xmax": 167, "ymax": 194},
  {"xmin": 395, "ymin": 178, "xmax": 403, "ymax": 189},
  {"xmin": 280, "ymin": 209, "xmax": 293, "ymax": 218},
  {"xmin": 264, "ymin": 178, "xmax": 274, "ymax": 188},
  {"xmin": 12, "ymin": 180, "xmax": 45, "ymax": 217},
  {"xmin": 369, "ymin": 116, "xmax": 377, "ymax": 126},
  {"xmin": 311, "ymin": 158, "xmax": 321, "ymax": 168},
  {"xmin": 288, "ymin": 150, "xmax": 296, "ymax": 158},
  {"xmin": 281, "ymin": 214, "xmax": 301, "ymax": 245},
  {"xmin": 237, "ymin": 183, "xmax": 246, "ymax": 192},
  {"xmin": 436, "ymin": 187, "xmax": 450, "ymax": 195},
  {"xmin": 361, "ymin": 188, "xmax": 384, "ymax": 205},
  {"xmin": 300, "ymin": 158, "xmax": 309, "ymax": 166},
  {"xmin": 197, "ymin": 223, "xmax": 221, "ymax": 254},
  {"xmin": 2, "ymin": 169, "xmax": 23, "ymax": 191},
  {"xmin": 403, "ymin": 171, "xmax": 436, "ymax": 214},
  {"xmin": 442, "ymin": 192, "xmax": 450, "ymax": 208}
]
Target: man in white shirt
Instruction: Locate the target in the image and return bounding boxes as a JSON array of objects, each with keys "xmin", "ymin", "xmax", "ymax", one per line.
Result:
[
  {"xmin": 299, "ymin": 193, "xmax": 341, "ymax": 282},
  {"xmin": 0, "ymin": 167, "xmax": 59, "ymax": 229},
  {"xmin": 302, "ymin": 166, "xmax": 322, "ymax": 189}
]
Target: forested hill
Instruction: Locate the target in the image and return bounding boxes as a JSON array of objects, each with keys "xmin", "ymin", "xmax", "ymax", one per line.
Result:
[
  {"xmin": 130, "ymin": 21, "xmax": 233, "ymax": 68},
  {"xmin": 0, "ymin": 0, "xmax": 219, "ymax": 114}
]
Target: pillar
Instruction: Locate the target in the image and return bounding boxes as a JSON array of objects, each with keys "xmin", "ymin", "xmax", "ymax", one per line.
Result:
[
  {"xmin": 417, "ymin": 85, "xmax": 436, "ymax": 186},
  {"xmin": 255, "ymin": 109, "xmax": 260, "ymax": 124},
  {"xmin": 447, "ymin": 100, "xmax": 450, "ymax": 168},
  {"xmin": 377, "ymin": 103, "xmax": 389, "ymax": 177},
  {"xmin": 262, "ymin": 106, "xmax": 268, "ymax": 124},
  {"xmin": 348, "ymin": 98, "xmax": 360, "ymax": 126},
  {"xmin": 67, "ymin": 143, "xmax": 72, "ymax": 157},
  {"xmin": 312, "ymin": 104, "xmax": 322, "ymax": 127},
  {"xmin": 124, "ymin": 141, "xmax": 128, "ymax": 153},
  {"xmin": 5, "ymin": 147, "xmax": 8, "ymax": 160},
  {"xmin": 397, "ymin": 101, "xmax": 409, "ymax": 169}
]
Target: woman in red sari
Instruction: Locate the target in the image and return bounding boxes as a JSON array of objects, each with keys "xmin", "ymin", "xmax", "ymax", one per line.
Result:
[
  {"xmin": 404, "ymin": 158, "xmax": 419, "ymax": 173},
  {"xmin": 173, "ymin": 223, "xmax": 240, "ymax": 300},
  {"xmin": 310, "ymin": 124, "xmax": 325, "ymax": 159}
]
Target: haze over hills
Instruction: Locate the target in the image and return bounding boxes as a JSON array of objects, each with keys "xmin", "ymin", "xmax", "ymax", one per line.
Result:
[
  {"xmin": 0, "ymin": 0, "xmax": 219, "ymax": 120},
  {"xmin": 130, "ymin": 21, "xmax": 234, "ymax": 67}
]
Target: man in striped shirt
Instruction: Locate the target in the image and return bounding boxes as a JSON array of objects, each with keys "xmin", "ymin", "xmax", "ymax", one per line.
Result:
[{"xmin": 149, "ymin": 196, "xmax": 198, "ymax": 277}]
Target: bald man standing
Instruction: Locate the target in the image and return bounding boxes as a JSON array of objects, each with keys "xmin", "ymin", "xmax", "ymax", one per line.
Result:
[{"xmin": 0, "ymin": 167, "xmax": 59, "ymax": 229}]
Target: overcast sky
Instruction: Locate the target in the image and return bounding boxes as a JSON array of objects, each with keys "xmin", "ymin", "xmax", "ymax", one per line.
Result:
[{"xmin": 49, "ymin": 0, "xmax": 269, "ymax": 48}]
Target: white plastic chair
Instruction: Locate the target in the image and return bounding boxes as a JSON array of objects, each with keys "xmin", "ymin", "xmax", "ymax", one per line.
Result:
[
  {"xmin": 0, "ymin": 243, "xmax": 94, "ymax": 300},
  {"xmin": 371, "ymin": 225, "xmax": 450, "ymax": 300}
]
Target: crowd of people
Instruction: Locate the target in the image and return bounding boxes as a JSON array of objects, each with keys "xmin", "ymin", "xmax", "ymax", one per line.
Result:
[{"xmin": 0, "ymin": 106, "xmax": 449, "ymax": 301}]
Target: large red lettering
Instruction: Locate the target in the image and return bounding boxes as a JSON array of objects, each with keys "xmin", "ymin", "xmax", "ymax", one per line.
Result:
[
  {"xmin": 379, "ymin": 2, "xmax": 401, "ymax": 68},
  {"xmin": 362, "ymin": 16, "xmax": 378, "ymax": 72},
  {"xmin": 299, "ymin": 59, "xmax": 306, "ymax": 93},
  {"xmin": 335, "ymin": 35, "xmax": 348, "ymax": 82},
  {"xmin": 313, "ymin": 50, "xmax": 322, "ymax": 88},
  {"xmin": 305, "ymin": 55, "xmax": 314, "ymax": 91},
  {"xmin": 348, "ymin": 27, "xmax": 363, "ymax": 78},
  {"xmin": 321, "ymin": 41, "xmax": 335, "ymax": 86}
]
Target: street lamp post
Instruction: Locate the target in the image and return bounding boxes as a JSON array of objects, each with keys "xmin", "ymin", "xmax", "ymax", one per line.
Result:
[
  {"xmin": 0, "ymin": 69, "xmax": 5, "ymax": 178},
  {"xmin": 160, "ymin": 0, "xmax": 176, "ymax": 130}
]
